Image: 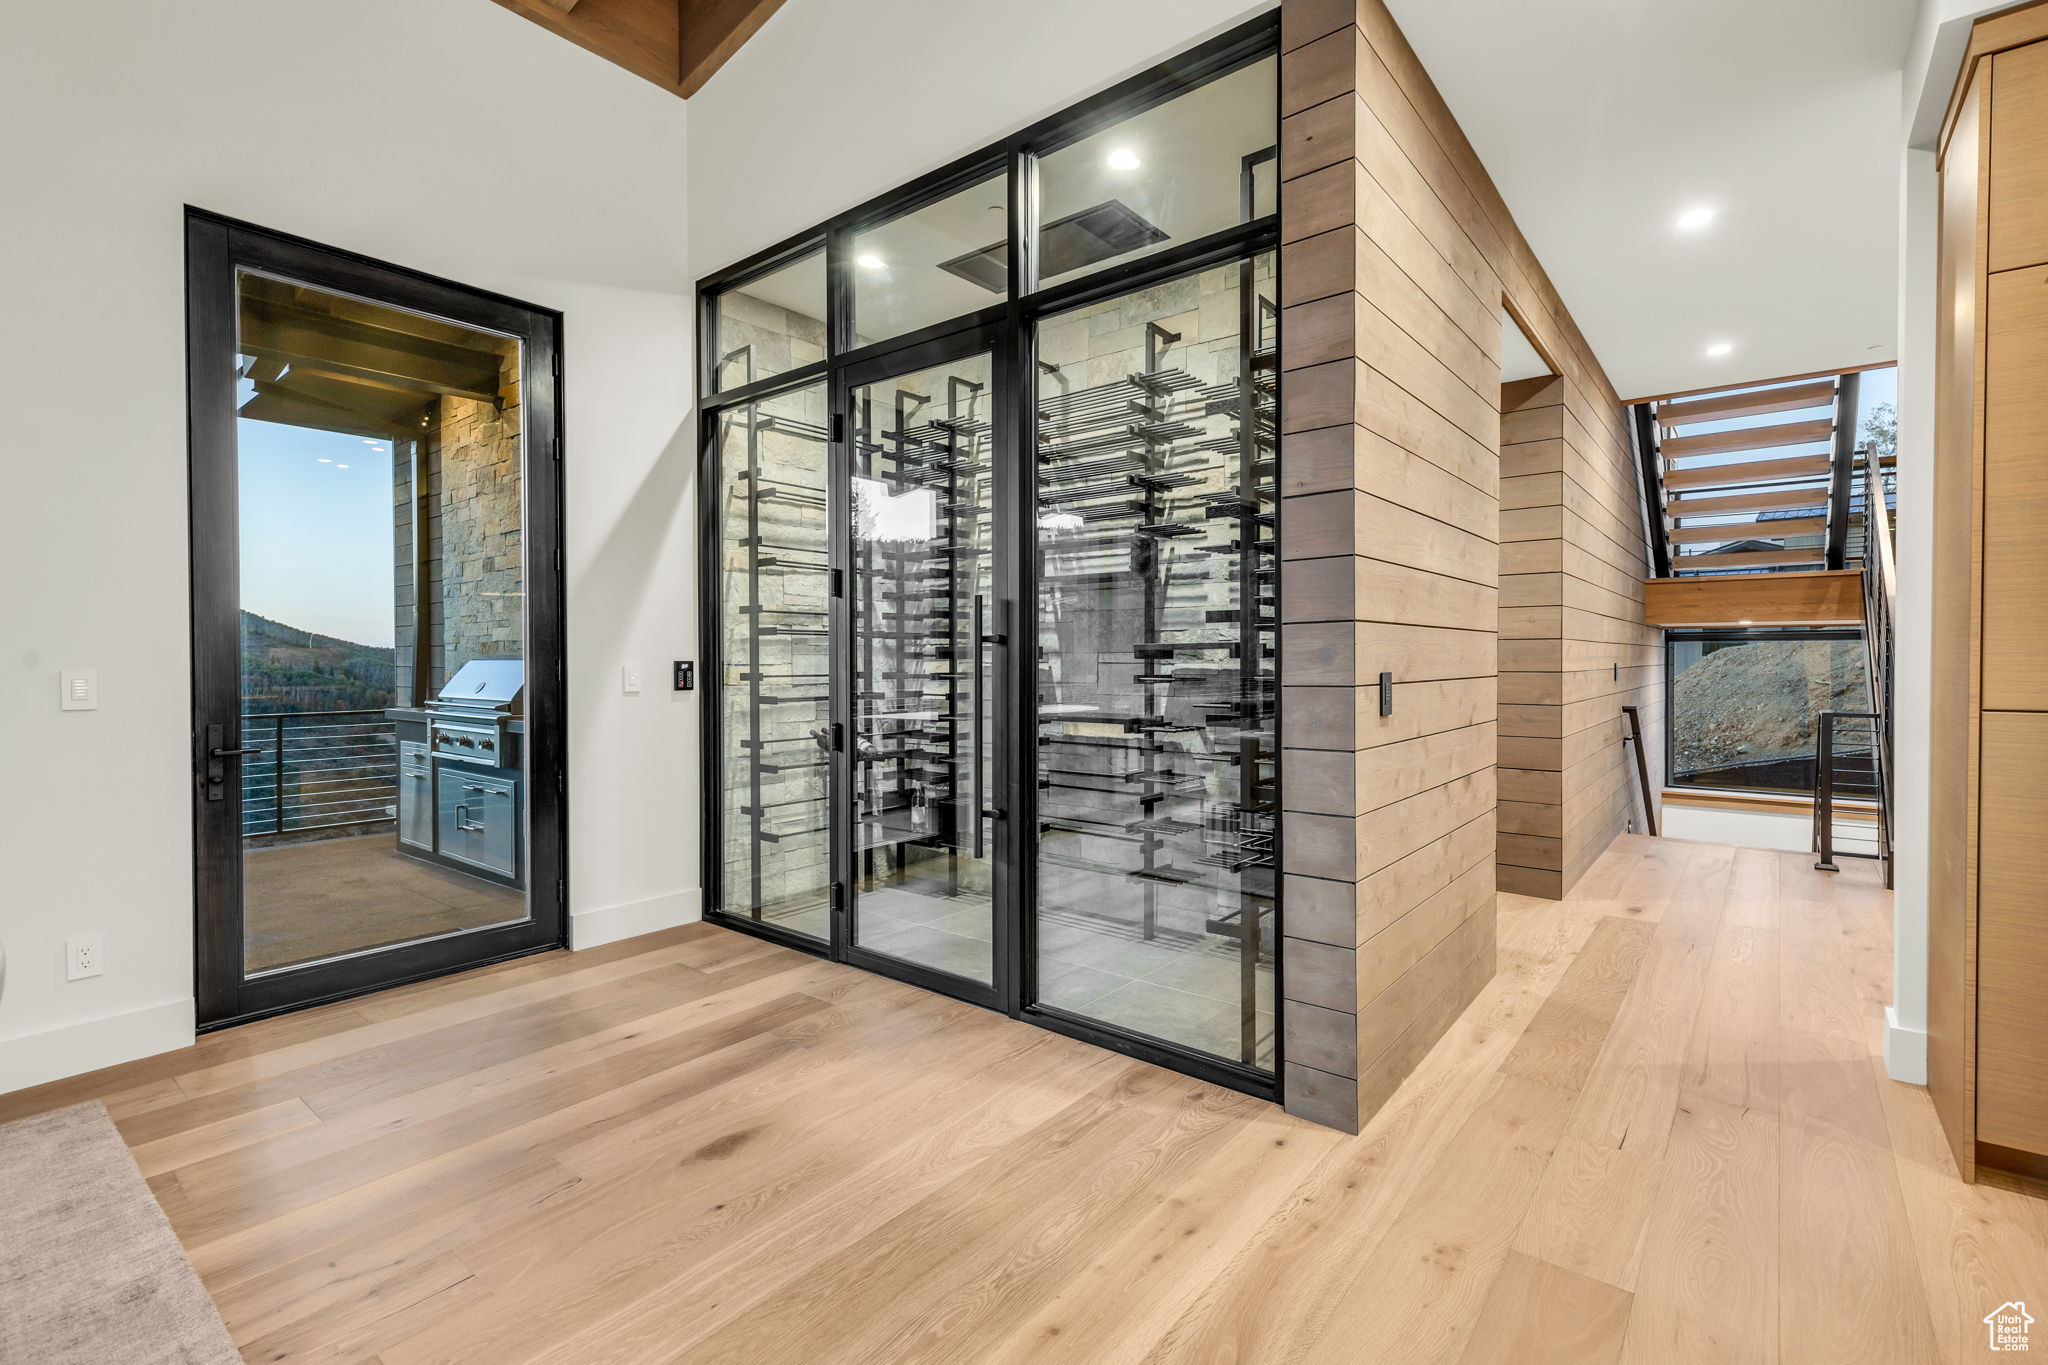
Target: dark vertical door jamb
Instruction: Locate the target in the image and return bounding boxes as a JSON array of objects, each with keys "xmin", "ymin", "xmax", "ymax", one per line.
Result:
[
  {"xmin": 825, "ymin": 222, "xmax": 856, "ymax": 962},
  {"xmin": 999, "ymin": 133, "xmax": 1037, "ymax": 1020},
  {"xmin": 187, "ymin": 215, "xmax": 243, "ymax": 1025}
]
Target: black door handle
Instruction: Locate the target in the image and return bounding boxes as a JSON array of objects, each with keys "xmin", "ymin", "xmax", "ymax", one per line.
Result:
[{"xmin": 203, "ymin": 723, "xmax": 261, "ymax": 803}]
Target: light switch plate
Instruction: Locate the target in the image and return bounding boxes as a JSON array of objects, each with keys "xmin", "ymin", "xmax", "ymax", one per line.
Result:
[
  {"xmin": 621, "ymin": 662, "xmax": 643, "ymax": 695},
  {"xmin": 60, "ymin": 667, "xmax": 97, "ymax": 711}
]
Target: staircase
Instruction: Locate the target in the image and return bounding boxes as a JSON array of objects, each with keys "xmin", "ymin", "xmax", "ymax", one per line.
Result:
[
  {"xmin": 1633, "ymin": 371, "xmax": 1897, "ymax": 887},
  {"xmin": 1632, "ymin": 373, "xmax": 1871, "ymax": 577}
]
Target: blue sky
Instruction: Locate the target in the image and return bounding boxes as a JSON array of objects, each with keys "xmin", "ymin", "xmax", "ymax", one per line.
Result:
[{"xmin": 238, "ymin": 419, "xmax": 396, "ymax": 648}]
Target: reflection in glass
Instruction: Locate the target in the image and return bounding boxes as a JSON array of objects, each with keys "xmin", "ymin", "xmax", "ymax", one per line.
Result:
[
  {"xmin": 850, "ymin": 354, "xmax": 997, "ymax": 983},
  {"xmin": 1035, "ymin": 56, "xmax": 1276, "ymax": 289},
  {"xmin": 717, "ymin": 383, "xmax": 833, "ymax": 940},
  {"xmin": 1031, "ymin": 254, "xmax": 1278, "ymax": 1069},
  {"xmin": 851, "ymin": 176, "xmax": 1009, "ymax": 348},
  {"xmin": 713, "ymin": 250, "xmax": 827, "ymax": 391},
  {"xmin": 235, "ymin": 272, "xmax": 529, "ymax": 974},
  {"xmin": 1669, "ymin": 634, "xmax": 1870, "ymax": 794}
]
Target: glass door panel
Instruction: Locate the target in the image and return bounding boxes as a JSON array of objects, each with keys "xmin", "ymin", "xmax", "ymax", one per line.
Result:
[
  {"xmin": 849, "ymin": 353, "xmax": 997, "ymax": 984},
  {"xmin": 715, "ymin": 382, "xmax": 833, "ymax": 941},
  {"xmin": 1031, "ymin": 256, "xmax": 1278, "ymax": 1070},
  {"xmin": 233, "ymin": 271, "xmax": 531, "ymax": 975}
]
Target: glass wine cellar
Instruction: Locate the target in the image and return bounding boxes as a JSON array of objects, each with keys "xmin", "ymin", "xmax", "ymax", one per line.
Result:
[{"xmin": 700, "ymin": 19, "xmax": 1281, "ymax": 1094}]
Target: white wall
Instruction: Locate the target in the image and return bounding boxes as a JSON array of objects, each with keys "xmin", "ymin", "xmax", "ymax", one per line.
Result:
[
  {"xmin": 686, "ymin": 0, "xmax": 1270, "ymax": 278},
  {"xmin": 1662, "ymin": 802, "xmax": 1882, "ymax": 858},
  {"xmin": 1887, "ymin": 145, "xmax": 1939, "ymax": 1083},
  {"xmin": 0, "ymin": 0, "xmax": 695, "ymax": 1092}
]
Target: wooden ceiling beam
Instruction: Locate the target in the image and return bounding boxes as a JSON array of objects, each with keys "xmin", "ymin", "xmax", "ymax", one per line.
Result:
[
  {"xmin": 678, "ymin": 0, "xmax": 791, "ymax": 97},
  {"xmin": 491, "ymin": 0, "xmax": 683, "ymax": 91},
  {"xmin": 489, "ymin": 0, "xmax": 787, "ymax": 98}
]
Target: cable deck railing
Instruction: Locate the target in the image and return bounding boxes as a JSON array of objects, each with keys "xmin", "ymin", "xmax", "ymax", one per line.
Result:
[{"xmin": 239, "ymin": 710, "xmax": 398, "ymax": 838}]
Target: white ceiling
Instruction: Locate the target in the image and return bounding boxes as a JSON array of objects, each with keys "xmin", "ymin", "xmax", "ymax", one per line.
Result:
[{"xmin": 1386, "ymin": 0, "xmax": 1919, "ymax": 400}]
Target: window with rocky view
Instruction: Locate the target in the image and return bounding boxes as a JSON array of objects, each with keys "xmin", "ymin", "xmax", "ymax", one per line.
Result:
[{"xmin": 1668, "ymin": 632, "xmax": 1870, "ymax": 794}]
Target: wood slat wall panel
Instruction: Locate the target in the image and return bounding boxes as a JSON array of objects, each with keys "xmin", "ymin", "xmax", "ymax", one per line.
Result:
[
  {"xmin": 1276, "ymin": 0, "xmax": 1658, "ymax": 1132},
  {"xmin": 1495, "ymin": 379, "xmax": 1659, "ymax": 903}
]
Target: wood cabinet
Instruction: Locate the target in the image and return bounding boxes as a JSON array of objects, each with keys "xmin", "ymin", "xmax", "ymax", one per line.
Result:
[
  {"xmin": 1932, "ymin": 13, "xmax": 2048, "ymax": 1192},
  {"xmin": 1978, "ymin": 713, "xmax": 2048, "ymax": 1153}
]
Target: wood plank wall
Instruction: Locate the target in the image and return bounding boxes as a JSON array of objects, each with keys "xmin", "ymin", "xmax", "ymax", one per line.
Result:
[
  {"xmin": 1277, "ymin": 0, "xmax": 1658, "ymax": 1131},
  {"xmin": 1497, "ymin": 373, "xmax": 1664, "ymax": 899}
]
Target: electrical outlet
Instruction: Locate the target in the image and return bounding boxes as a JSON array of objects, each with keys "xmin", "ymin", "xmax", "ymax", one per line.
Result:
[{"xmin": 67, "ymin": 933, "xmax": 103, "ymax": 981}]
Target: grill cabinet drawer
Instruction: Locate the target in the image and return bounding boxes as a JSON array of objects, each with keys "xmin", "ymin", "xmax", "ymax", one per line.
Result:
[
  {"xmin": 398, "ymin": 742, "xmax": 433, "ymax": 850},
  {"xmin": 436, "ymin": 768, "xmax": 520, "ymax": 879}
]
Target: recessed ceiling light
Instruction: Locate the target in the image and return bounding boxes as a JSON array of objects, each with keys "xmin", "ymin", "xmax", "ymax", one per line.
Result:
[
  {"xmin": 1106, "ymin": 147, "xmax": 1141, "ymax": 171},
  {"xmin": 1676, "ymin": 205, "xmax": 1715, "ymax": 231},
  {"xmin": 855, "ymin": 253, "xmax": 886, "ymax": 270},
  {"xmin": 1705, "ymin": 341, "xmax": 1734, "ymax": 358},
  {"xmin": 336, "ymin": 463, "xmax": 349, "ymax": 470},
  {"xmin": 317, "ymin": 457, "xmax": 332, "ymax": 463}
]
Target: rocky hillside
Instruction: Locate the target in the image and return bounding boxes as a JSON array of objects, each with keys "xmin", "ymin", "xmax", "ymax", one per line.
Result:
[
  {"xmin": 1673, "ymin": 639, "xmax": 1867, "ymax": 774},
  {"xmin": 240, "ymin": 611, "xmax": 395, "ymax": 714}
]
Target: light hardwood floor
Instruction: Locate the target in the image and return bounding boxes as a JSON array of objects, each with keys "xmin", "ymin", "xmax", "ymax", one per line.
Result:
[{"xmin": 5, "ymin": 835, "xmax": 2044, "ymax": 1363}]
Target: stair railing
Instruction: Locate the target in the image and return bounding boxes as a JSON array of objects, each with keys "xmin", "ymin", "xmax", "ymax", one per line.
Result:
[
  {"xmin": 1857, "ymin": 451, "xmax": 1896, "ymax": 887},
  {"xmin": 1620, "ymin": 704, "xmax": 1658, "ymax": 836},
  {"xmin": 1813, "ymin": 710, "xmax": 1886, "ymax": 875}
]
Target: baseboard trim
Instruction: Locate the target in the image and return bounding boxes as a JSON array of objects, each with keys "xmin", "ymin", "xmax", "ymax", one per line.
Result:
[
  {"xmin": 569, "ymin": 886, "xmax": 701, "ymax": 950},
  {"xmin": 0, "ymin": 996, "xmax": 195, "ymax": 1096},
  {"xmin": 1885, "ymin": 1005, "xmax": 1928, "ymax": 1084}
]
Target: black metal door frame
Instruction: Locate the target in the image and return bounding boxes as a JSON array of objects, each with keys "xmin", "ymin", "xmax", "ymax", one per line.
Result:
[
  {"xmin": 827, "ymin": 321, "xmax": 1015, "ymax": 1010},
  {"xmin": 696, "ymin": 11, "xmax": 1284, "ymax": 1101},
  {"xmin": 186, "ymin": 209, "xmax": 568, "ymax": 1029}
]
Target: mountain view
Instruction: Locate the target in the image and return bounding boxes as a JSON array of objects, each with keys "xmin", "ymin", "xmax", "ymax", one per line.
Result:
[{"xmin": 240, "ymin": 610, "xmax": 396, "ymax": 714}]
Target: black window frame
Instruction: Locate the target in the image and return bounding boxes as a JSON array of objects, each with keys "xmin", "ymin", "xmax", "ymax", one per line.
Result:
[
  {"xmin": 696, "ymin": 11, "xmax": 1284, "ymax": 1102},
  {"xmin": 1664, "ymin": 627, "xmax": 1869, "ymax": 799}
]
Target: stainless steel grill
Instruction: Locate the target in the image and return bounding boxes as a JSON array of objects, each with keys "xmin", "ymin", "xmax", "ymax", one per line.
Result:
[{"xmin": 426, "ymin": 659, "xmax": 524, "ymax": 766}]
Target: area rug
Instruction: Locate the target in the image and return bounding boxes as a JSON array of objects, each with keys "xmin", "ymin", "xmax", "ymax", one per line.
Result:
[{"xmin": 0, "ymin": 1101, "xmax": 240, "ymax": 1364}]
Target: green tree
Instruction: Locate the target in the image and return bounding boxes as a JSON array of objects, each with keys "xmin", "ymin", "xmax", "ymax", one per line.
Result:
[{"xmin": 1861, "ymin": 401, "xmax": 1897, "ymax": 461}]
